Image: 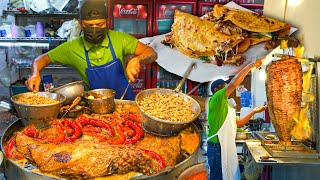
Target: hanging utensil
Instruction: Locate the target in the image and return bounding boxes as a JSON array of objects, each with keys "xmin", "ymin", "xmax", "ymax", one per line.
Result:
[{"xmin": 60, "ymin": 96, "xmax": 82, "ymax": 118}]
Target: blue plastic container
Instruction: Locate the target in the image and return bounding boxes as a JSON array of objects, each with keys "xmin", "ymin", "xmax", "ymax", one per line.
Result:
[
  {"xmin": 10, "ymin": 85, "xmax": 30, "ymax": 96},
  {"xmin": 240, "ymin": 91, "xmax": 252, "ymax": 107}
]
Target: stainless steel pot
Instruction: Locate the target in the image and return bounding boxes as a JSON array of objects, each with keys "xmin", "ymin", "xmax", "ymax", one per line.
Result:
[
  {"xmin": 11, "ymin": 92, "xmax": 65, "ymax": 128},
  {"xmin": 1, "ymin": 100, "xmax": 201, "ymax": 180},
  {"xmin": 136, "ymin": 62, "xmax": 201, "ymax": 136},
  {"xmin": 49, "ymin": 81, "xmax": 84, "ymax": 105},
  {"xmin": 84, "ymin": 89, "xmax": 116, "ymax": 114}
]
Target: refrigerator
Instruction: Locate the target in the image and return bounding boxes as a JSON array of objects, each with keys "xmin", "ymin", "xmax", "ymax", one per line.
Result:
[
  {"xmin": 197, "ymin": 0, "xmax": 264, "ymax": 17},
  {"xmin": 153, "ymin": 0, "xmax": 197, "ymax": 35},
  {"xmin": 151, "ymin": 0, "xmax": 198, "ymax": 94},
  {"xmin": 197, "ymin": 0, "xmax": 231, "ymax": 16},
  {"xmin": 107, "ymin": 0, "xmax": 153, "ymax": 38},
  {"xmin": 107, "ymin": 0, "xmax": 153, "ymax": 95}
]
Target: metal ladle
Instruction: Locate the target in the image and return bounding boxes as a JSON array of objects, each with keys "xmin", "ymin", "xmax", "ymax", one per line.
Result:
[{"xmin": 120, "ymin": 80, "xmax": 132, "ymax": 100}]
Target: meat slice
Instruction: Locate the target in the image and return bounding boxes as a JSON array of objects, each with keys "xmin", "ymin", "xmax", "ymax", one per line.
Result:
[
  {"xmin": 265, "ymin": 58, "xmax": 302, "ymax": 144},
  {"xmin": 15, "ymin": 132, "xmax": 159, "ymax": 178}
]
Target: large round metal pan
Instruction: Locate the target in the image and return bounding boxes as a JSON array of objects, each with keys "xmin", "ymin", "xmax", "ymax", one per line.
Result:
[
  {"xmin": 135, "ymin": 62, "xmax": 201, "ymax": 136},
  {"xmin": 1, "ymin": 100, "xmax": 201, "ymax": 180},
  {"xmin": 136, "ymin": 88, "xmax": 201, "ymax": 136}
]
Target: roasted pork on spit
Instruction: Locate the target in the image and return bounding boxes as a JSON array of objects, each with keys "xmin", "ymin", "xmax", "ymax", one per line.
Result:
[{"xmin": 266, "ymin": 58, "xmax": 302, "ymax": 144}]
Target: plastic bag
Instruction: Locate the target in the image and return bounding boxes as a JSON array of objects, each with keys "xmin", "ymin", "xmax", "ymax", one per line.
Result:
[
  {"xmin": 50, "ymin": 0, "xmax": 70, "ymax": 11},
  {"xmin": 30, "ymin": 0, "xmax": 50, "ymax": 13},
  {"xmin": 56, "ymin": 19, "xmax": 81, "ymax": 40},
  {"xmin": 0, "ymin": 65, "xmax": 12, "ymax": 88}
]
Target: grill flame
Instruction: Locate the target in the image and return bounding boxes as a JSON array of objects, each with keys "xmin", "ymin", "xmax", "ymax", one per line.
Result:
[{"xmin": 291, "ymin": 61, "xmax": 314, "ymax": 141}]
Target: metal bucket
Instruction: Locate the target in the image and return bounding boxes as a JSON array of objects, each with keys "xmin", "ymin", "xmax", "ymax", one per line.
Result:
[
  {"xmin": 11, "ymin": 92, "xmax": 65, "ymax": 128},
  {"xmin": 84, "ymin": 89, "xmax": 116, "ymax": 114}
]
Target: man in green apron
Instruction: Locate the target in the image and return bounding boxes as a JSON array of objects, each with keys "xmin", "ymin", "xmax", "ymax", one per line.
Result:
[
  {"xmin": 25, "ymin": 0, "xmax": 157, "ymax": 100},
  {"xmin": 207, "ymin": 59, "xmax": 266, "ymax": 180}
]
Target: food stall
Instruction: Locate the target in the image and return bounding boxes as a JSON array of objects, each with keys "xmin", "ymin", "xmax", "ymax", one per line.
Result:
[
  {"xmin": 0, "ymin": 0, "xmax": 320, "ymax": 179},
  {"xmin": 240, "ymin": 1, "xmax": 320, "ymax": 179}
]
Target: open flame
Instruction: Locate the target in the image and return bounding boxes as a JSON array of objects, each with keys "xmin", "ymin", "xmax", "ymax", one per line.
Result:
[
  {"xmin": 291, "ymin": 104, "xmax": 312, "ymax": 140},
  {"xmin": 290, "ymin": 52, "xmax": 314, "ymax": 140},
  {"xmin": 294, "ymin": 45, "xmax": 305, "ymax": 58}
]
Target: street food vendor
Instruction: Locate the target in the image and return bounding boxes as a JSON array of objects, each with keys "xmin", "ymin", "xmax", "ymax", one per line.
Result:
[
  {"xmin": 25, "ymin": 0, "xmax": 157, "ymax": 100},
  {"xmin": 207, "ymin": 59, "xmax": 267, "ymax": 180}
]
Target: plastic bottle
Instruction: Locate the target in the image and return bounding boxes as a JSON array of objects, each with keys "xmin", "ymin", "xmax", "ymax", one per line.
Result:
[{"xmin": 42, "ymin": 75, "xmax": 54, "ymax": 91}]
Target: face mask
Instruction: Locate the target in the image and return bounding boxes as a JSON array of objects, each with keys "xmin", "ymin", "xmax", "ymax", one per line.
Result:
[{"xmin": 83, "ymin": 26, "xmax": 106, "ymax": 44}]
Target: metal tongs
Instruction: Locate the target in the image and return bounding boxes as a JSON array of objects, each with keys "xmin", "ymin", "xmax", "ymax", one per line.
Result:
[{"xmin": 60, "ymin": 96, "xmax": 82, "ymax": 118}]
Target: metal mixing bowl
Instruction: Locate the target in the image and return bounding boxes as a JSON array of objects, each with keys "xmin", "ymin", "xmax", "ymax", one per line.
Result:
[
  {"xmin": 136, "ymin": 88, "xmax": 201, "ymax": 136},
  {"xmin": 49, "ymin": 81, "xmax": 84, "ymax": 105},
  {"xmin": 11, "ymin": 92, "xmax": 65, "ymax": 128},
  {"xmin": 84, "ymin": 89, "xmax": 115, "ymax": 114}
]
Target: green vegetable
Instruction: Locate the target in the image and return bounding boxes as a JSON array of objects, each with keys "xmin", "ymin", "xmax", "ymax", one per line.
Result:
[
  {"xmin": 268, "ymin": 32, "xmax": 278, "ymax": 38},
  {"xmin": 199, "ymin": 56, "xmax": 210, "ymax": 61}
]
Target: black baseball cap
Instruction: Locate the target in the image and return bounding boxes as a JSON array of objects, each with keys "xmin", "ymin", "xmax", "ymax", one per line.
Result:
[
  {"xmin": 211, "ymin": 79, "xmax": 230, "ymax": 93},
  {"xmin": 80, "ymin": 0, "xmax": 107, "ymax": 20}
]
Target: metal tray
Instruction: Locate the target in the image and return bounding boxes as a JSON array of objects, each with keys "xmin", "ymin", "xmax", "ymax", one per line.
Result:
[{"xmin": 261, "ymin": 140, "xmax": 319, "ymax": 159}]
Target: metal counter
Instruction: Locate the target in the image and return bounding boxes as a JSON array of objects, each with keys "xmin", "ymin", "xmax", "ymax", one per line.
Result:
[{"xmin": 244, "ymin": 141, "xmax": 320, "ymax": 180}]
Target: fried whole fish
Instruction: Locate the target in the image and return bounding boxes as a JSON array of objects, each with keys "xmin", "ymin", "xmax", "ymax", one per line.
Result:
[{"xmin": 265, "ymin": 58, "xmax": 302, "ymax": 144}]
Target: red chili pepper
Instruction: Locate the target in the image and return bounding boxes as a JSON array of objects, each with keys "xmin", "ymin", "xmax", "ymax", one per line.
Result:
[
  {"xmin": 124, "ymin": 120, "xmax": 143, "ymax": 144},
  {"xmin": 5, "ymin": 137, "xmax": 15, "ymax": 159},
  {"xmin": 142, "ymin": 149, "xmax": 165, "ymax": 169},
  {"xmin": 23, "ymin": 126, "xmax": 39, "ymax": 138},
  {"xmin": 77, "ymin": 116, "xmax": 114, "ymax": 136},
  {"xmin": 54, "ymin": 121, "xmax": 75, "ymax": 136},
  {"xmin": 122, "ymin": 113, "xmax": 142, "ymax": 123},
  {"xmin": 82, "ymin": 125, "xmax": 102, "ymax": 133},
  {"xmin": 62, "ymin": 120, "xmax": 82, "ymax": 143},
  {"xmin": 5, "ymin": 137, "xmax": 24, "ymax": 160},
  {"xmin": 22, "ymin": 125, "xmax": 45, "ymax": 140}
]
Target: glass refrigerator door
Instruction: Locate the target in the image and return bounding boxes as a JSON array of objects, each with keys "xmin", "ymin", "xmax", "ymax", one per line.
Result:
[
  {"xmin": 200, "ymin": 5, "xmax": 214, "ymax": 16},
  {"xmin": 112, "ymin": 4, "xmax": 148, "ymax": 38},
  {"xmin": 157, "ymin": 4, "xmax": 193, "ymax": 35},
  {"xmin": 155, "ymin": 65, "xmax": 187, "ymax": 92}
]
